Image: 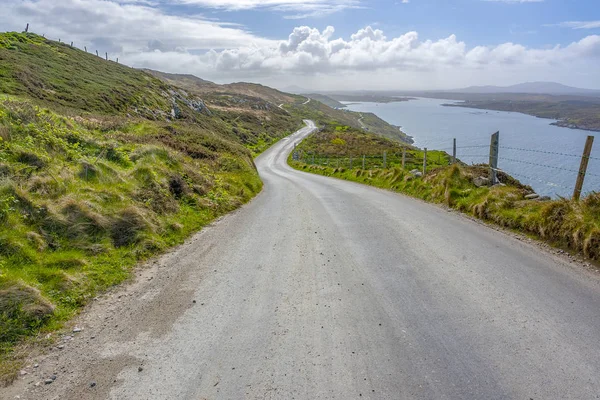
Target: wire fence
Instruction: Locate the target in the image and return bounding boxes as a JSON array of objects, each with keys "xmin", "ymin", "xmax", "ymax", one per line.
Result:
[
  {"xmin": 22, "ymin": 25, "xmax": 122, "ymax": 64},
  {"xmin": 294, "ymin": 133, "xmax": 599, "ymax": 200}
]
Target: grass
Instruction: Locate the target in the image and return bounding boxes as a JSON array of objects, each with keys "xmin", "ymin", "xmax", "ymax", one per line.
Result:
[
  {"xmin": 290, "ymin": 126, "xmax": 600, "ymax": 264},
  {"xmin": 0, "ymin": 99, "xmax": 263, "ymax": 381},
  {"xmin": 293, "ymin": 125, "xmax": 447, "ymax": 171}
]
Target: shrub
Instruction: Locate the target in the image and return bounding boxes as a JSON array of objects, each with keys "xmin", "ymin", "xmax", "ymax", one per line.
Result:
[
  {"xmin": 0, "ymin": 282, "xmax": 55, "ymax": 344},
  {"xmin": 110, "ymin": 207, "xmax": 150, "ymax": 247}
]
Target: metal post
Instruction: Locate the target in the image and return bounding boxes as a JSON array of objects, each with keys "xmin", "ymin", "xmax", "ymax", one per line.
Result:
[
  {"xmin": 70, "ymin": 42, "xmax": 73, "ymax": 47},
  {"xmin": 84, "ymin": 46, "xmax": 87, "ymax": 52},
  {"xmin": 116, "ymin": 58, "xmax": 119, "ymax": 64},
  {"xmin": 489, "ymin": 131, "xmax": 500, "ymax": 185},
  {"xmin": 573, "ymin": 135, "xmax": 595, "ymax": 201},
  {"xmin": 423, "ymin": 148, "xmax": 427, "ymax": 175},
  {"xmin": 25, "ymin": 23, "xmax": 29, "ymax": 33},
  {"xmin": 402, "ymin": 148, "xmax": 406, "ymax": 169},
  {"xmin": 105, "ymin": 52, "xmax": 108, "ymax": 61},
  {"xmin": 349, "ymin": 156, "xmax": 352, "ymax": 169},
  {"xmin": 362, "ymin": 155, "xmax": 365, "ymax": 170},
  {"xmin": 96, "ymin": 50, "xmax": 99, "ymax": 57},
  {"xmin": 312, "ymin": 153, "xmax": 315, "ymax": 165},
  {"xmin": 383, "ymin": 151, "xmax": 387, "ymax": 169},
  {"xmin": 452, "ymin": 138, "xmax": 457, "ymax": 164}
]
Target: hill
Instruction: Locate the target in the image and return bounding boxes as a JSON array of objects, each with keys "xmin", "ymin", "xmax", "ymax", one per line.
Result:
[
  {"xmin": 305, "ymin": 94, "xmax": 346, "ymax": 109},
  {"xmin": 0, "ymin": 31, "xmax": 308, "ymax": 376},
  {"xmin": 455, "ymin": 82, "xmax": 600, "ymax": 96},
  {"xmin": 146, "ymin": 70, "xmax": 414, "ymax": 144}
]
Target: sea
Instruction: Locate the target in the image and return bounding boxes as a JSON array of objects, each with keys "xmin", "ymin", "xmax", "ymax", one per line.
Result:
[{"xmin": 343, "ymin": 98, "xmax": 600, "ymax": 198}]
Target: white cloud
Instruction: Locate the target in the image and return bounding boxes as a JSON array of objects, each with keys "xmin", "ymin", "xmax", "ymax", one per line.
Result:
[
  {"xmin": 548, "ymin": 21, "xmax": 600, "ymax": 30},
  {"xmin": 1, "ymin": 0, "xmax": 599, "ymax": 89},
  {"xmin": 175, "ymin": 0, "xmax": 362, "ymax": 17}
]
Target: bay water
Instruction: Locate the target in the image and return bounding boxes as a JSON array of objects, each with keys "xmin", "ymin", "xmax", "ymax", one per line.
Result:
[{"xmin": 343, "ymin": 98, "xmax": 600, "ymax": 198}]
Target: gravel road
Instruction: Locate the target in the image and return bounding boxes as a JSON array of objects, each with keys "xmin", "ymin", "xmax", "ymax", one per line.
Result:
[{"xmin": 4, "ymin": 120, "xmax": 600, "ymax": 400}]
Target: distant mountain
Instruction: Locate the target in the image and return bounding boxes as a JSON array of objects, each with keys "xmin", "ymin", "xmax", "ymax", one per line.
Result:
[{"xmin": 454, "ymin": 82, "xmax": 600, "ymax": 96}]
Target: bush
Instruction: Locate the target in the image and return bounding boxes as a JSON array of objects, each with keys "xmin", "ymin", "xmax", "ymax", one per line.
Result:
[{"xmin": 110, "ymin": 207, "xmax": 150, "ymax": 247}]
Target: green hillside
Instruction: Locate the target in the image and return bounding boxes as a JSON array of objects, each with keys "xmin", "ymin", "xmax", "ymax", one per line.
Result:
[{"xmin": 0, "ymin": 31, "xmax": 305, "ymax": 379}]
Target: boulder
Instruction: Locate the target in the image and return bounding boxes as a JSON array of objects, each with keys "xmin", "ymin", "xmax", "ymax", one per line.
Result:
[
  {"xmin": 473, "ymin": 176, "xmax": 490, "ymax": 187},
  {"xmin": 524, "ymin": 193, "xmax": 540, "ymax": 200}
]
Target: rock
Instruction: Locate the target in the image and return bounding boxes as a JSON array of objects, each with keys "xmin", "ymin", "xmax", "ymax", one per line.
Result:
[
  {"xmin": 19, "ymin": 370, "xmax": 28, "ymax": 376},
  {"xmin": 73, "ymin": 327, "xmax": 83, "ymax": 333},
  {"xmin": 138, "ymin": 366, "xmax": 143, "ymax": 372},
  {"xmin": 34, "ymin": 364, "xmax": 39, "ymax": 368},
  {"xmin": 90, "ymin": 381, "xmax": 97, "ymax": 388},
  {"xmin": 524, "ymin": 193, "xmax": 540, "ymax": 200},
  {"xmin": 409, "ymin": 169, "xmax": 423, "ymax": 177},
  {"xmin": 44, "ymin": 379, "xmax": 54, "ymax": 385},
  {"xmin": 536, "ymin": 196, "xmax": 551, "ymax": 201},
  {"xmin": 57, "ymin": 345, "xmax": 64, "ymax": 350},
  {"xmin": 473, "ymin": 176, "xmax": 490, "ymax": 187}
]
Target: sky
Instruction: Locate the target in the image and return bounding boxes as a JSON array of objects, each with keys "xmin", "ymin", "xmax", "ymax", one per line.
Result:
[{"xmin": 1, "ymin": 0, "xmax": 599, "ymax": 90}]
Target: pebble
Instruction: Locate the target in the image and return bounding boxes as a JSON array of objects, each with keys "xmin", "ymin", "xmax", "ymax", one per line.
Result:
[
  {"xmin": 90, "ymin": 381, "xmax": 97, "ymax": 388},
  {"xmin": 58, "ymin": 345, "xmax": 65, "ymax": 350},
  {"xmin": 138, "ymin": 366, "xmax": 143, "ymax": 372},
  {"xmin": 44, "ymin": 379, "xmax": 54, "ymax": 385},
  {"xmin": 34, "ymin": 364, "xmax": 39, "ymax": 368},
  {"xmin": 73, "ymin": 327, "xmax": 83, "ymax": 333}
]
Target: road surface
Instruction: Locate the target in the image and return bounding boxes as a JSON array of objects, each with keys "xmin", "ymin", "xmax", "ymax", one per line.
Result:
[{"xmin": 6, "ymin": 120, "xmax": 600, "ymax": 399}]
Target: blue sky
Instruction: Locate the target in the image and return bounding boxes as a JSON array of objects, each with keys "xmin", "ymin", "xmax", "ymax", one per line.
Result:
[
  {"xmin": 196, "ymin": 0, "xmax": 599, "ymax": 46},
  {"xmin": 1, "ymin": 0, "xmax": 599, "ymax": 89}
]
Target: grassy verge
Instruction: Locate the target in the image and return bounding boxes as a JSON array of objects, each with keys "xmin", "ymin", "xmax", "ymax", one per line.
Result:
[
  {"xmin": 290, "ymin": 126, "xmax": 600, "ymax": 264},
  {"xmin": 0, "ymin": 98, "xmax": 267, "ymax": 383}
]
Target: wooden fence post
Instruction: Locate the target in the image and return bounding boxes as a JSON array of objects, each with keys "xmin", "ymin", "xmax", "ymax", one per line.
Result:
[
  {"xmin": 383, "ymin": 151, "xmax": 387, "ymax": 169},
  {"xmin": 105, "ymin": 52, "xmax": 108, "ymax": 61},
  {"xmin": 349, "ymin": 156, "xmax": 352, "ymax": 169},
  {"xmin": 25, "ymin": 23, "xmax": 29, "ymax": 33},
  {"xmin": 573, "ymin": 135, "xmax": 595, "ymax": 201},
  {"xmin": 84, "ymin": 46, "xmax": 87, "ymax": 52},
  {"xmin": 452, "ymin": 138, "xmax": 456, "ymax": 164},
  {"xmin": 489, "ymin": 131, "xmax": 500, "ymax": 185},
  {"xmin": 362, "ymin": 155, "xmax": 365, "ymax": 170},
  {"xmin": 402, "ymin": 148, "xmax": 406, "ymax": 169},
  {"xmin": 423, "ymin": 148, "xmax": 427, "ymax": 175}
]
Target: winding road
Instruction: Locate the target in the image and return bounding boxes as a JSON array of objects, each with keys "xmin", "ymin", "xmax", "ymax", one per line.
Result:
[{"xmin": 6, "ymin": 120, "xmax": 600, "ymax": 400}]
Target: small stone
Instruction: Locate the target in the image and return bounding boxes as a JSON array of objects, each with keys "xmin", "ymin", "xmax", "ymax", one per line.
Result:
[
  {"xmin": 44, "ymin": 379, "xmax": 54, "ymax": 385},
  {"xmin": 138, "ymin": 366, "xmax": 143, "ymax": 372},
  {"xmin": 524, "ymin": 193, "xmax": 540, "ymax": 200},
  {"xmin": 90, "ymin": 382, "xmax": 97, "ymax": 388},
  {"xmin": 19, "ymin": 370, "xmax": 28, "ymax": 376},
  {"xmin": 34, "ymin": 364, "xmax": 39, "ymax": 368},
  {"xmin": 58, "ymin": 345, "xmax": 65, "ymax": 350},
  {"xmin": 192, "ymin": 300, "xmax": 196, "ymax": 304},
  {"xmin": 51, "ymin": 375, "xmax": 57, "ymax": 380},
  {"xmin": 73, "ymin": 327, "xmax": 83, "ymax": 333}
]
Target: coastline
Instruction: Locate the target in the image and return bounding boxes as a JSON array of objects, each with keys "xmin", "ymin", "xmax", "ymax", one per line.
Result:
[{"xmin": 443, "ymin": 102, "xmax": 600, "ymax": 133}]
